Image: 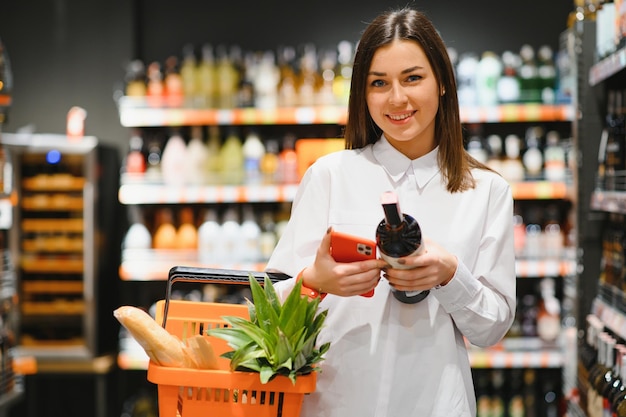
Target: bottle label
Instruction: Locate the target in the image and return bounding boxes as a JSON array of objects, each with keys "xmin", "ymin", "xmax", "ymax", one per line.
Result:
[{"xmin": 380, "ymin": 246, "xmax": 425, "ymax": 297}]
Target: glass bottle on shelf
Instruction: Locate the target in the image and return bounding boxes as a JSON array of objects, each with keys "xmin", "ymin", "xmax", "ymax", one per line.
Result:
[
  {"xmin": 180, "ymin": 44, "xmax": 198, "ymax": 105},
  {"xmin": 160, "ymin": 130, "xmax": 187, "ymax": 186},
  {"xmin": 197, "ymin": 44, "xmax": 217, "ymax": 108},
  {"xmin": 543, "ymin": 130, "xmax": 566, "ymax": 182},
  {"xmin": 197, "ymin": 208, "xmax": 221, "ymax": 266},
  {"xmin": 501, "ymin": 134, "xmax": 525, "ymax": 183},
  {"xmin": 153, "ymin": 208, "xmax": 178, "ymax": 250},
  {"xmin": 219, "ymin": 129, "xmax": 244, "ymax": 184},
  {"xmin": 536, "ymin": 277, "xmax": 561, "ymax": 343},
  {"xmin": 176, "ymin": 207, "xmax": 198, "ymax": 250},
  {"xmin": 185, "ymin": 126, "xmax": 209, "ymax": 185}
]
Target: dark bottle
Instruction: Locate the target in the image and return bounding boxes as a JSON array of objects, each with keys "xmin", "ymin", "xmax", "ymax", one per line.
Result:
[
  {"xmin": 605, "ymin": 89, "xmax": 626, "ymax": 191},
  {"xmin": 375, "ymin": 191, "xmax": 428, "ymax": 304}
]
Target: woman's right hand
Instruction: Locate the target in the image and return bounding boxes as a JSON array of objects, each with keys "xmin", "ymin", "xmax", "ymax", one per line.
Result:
[{"xmin": 300, "ymin": 228, "xmax": 388, "ymax": 297}]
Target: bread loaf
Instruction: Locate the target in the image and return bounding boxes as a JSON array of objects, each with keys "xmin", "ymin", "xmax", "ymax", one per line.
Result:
[{"xmin": 114, "ymin": 305, "xmax": 220, "ymax": 369}]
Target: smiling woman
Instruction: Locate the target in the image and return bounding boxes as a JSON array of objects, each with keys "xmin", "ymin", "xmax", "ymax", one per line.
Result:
[
  {"xmin": 365, "ymin": 40, "xmax": 441, "ymax": 159},
  {"xmin": 266, "ymin": 6, "xmax": 516, "ymax": 417}
]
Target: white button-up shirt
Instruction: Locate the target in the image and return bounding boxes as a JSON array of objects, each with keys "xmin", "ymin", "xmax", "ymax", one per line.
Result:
[{"xmin": 266, "ymin": 135, "xmax": 516, "ymax": 417}]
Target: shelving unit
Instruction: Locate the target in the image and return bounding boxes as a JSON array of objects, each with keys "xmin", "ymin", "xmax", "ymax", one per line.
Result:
[{"xmin": 115, "ymin": 101, "xmax": 578, "ymax": 388}]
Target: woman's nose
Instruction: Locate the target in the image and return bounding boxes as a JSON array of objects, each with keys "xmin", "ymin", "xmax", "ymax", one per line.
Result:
[{"xmin": 389, "ymin": 82, "xmax": 408, "ymax": 104}]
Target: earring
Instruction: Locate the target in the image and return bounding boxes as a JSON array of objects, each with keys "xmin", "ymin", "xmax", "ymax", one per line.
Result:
[{"xmin": 440, "ymin": 88, "xmax": 446, "ymax": 96}]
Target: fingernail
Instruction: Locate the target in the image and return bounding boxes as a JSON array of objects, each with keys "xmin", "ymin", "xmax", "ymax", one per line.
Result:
[
  {"xmin": 327, "ymin": 227, "xmax": 332, "ymax": 234},
  {"xmin": 397, "ymin": 259, "xmax": 406, "ymax": 265}
]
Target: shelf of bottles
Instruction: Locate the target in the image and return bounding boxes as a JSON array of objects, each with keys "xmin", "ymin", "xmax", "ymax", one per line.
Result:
[{"xmin": 118, "ymin": 98, "xmax": 574, "ymax": 128}]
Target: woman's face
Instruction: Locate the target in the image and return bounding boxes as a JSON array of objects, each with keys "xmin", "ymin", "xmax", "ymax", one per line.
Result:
[{"xmin": 366, "ymin": 39, "xmax": 440, "ymax": 159}]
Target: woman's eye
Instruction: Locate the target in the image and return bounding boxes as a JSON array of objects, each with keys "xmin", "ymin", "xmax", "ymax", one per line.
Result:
[
  {"xmin": 406, "ymin": 74, "xmax": 422, "ymax": 82},
  {"xmin": 371, "ymin": 79, "xmax": 386, "ymax": 87}
]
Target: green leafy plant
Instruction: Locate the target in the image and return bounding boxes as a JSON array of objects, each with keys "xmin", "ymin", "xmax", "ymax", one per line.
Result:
[{"xmin": 207, "ymin": 275, "xmax": 330, "ymax": 384}]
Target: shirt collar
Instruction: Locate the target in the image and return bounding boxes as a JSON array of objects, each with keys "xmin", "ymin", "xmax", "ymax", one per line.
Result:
[{"xmin": 372, "ymin": 134, "xmax": 441, "ymax": 188}]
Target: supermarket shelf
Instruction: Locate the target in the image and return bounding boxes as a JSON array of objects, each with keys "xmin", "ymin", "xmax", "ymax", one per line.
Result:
[
  {"xmin": 509, "ymin": 180, "xmax": 571, "ymax": 200},
  {"xmin": 120, "ymin": 248, "xmax": 572, "ymax": 281},
  {"xmin": 469, "ymin": 347, "xmax": 563, "ymax": 368},
  {"xmin": 118, "ymin": 179, "xmax": 567, "ymax": 205},
  {"xmin": 119, "ymin": 181, "xmax": 299, "ymax": 204},
  {"xmin": 592, "ymin": 297, "xmax": 626, "ymax": 341},
  {"xmin": 590, "ymin": 190, "xmax": 626, "ymax": 214},
  {"xmin": 117, "ymin": 97, "xmax": 574, "ymax": 127},
  {"xmin": 589, "ymin": 45, "xmax": 626, "ymax": 86},
  {"xmin": 515, "ymin": 258, "xmax": 576, "ymax": 277},
  {"xmin": 118, "ymin": 339, "xmax": 563, "ymax": 371}
]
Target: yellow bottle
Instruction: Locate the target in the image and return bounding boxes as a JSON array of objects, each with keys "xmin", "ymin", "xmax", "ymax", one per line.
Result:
[
  {"xmin": 197, "ymin": 44, "xmax": 217, "ymax": 108},
  {"xmin": 180, "ymin": 44, "xmax": 198, "ymax": 106},
  {"xmin": 176, "ymin": 207, "xmax": 198, "ymax": 249}
]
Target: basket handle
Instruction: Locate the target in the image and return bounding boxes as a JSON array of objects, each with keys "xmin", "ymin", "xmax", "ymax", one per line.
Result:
[{"xmin": 162, "ymin": 266, "xmax": 291, "ymax": 327}]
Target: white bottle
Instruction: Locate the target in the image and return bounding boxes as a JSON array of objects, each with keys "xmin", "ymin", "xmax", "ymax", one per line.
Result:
[
  {"xmin": 467, "ymin": 135, "xmax": 488, "ymax": 164},
  {"xmin": 160, "ymin": 131, "xmax": 187, "ymax": 186},
  {"xmin": 476, "ymin": 51, "xmax": 502, "ymax": 106},
  {"xmin": 456, "ymin": 53, "xmax": 479, "ymax": 106},
  {"xmin": 543, "ymin": 130, "xmax": 566, "ymax": 181},
  {"xmin": 239, "ymin": 205, "xmax": 261, "ymax": 264},
  {"xmin": 185, "ymin": 126, "xmax": 209, "ymax": 185},
  {"xmin": 254, "ymin": 50, "xmax": 280, "ymax": 109},
  {"xmin": 501, "ymin": 134, "xmax": 525, "ymax": 182},
  {"xmin": 497, "ymin": 51, "xmax": 521, "ymax": 104},
  {"xmin": 122, "ymin": 206, "xmax": 152, "ymax": 250},
  {"xmin": 486, "ymin": 134, "xmax": 504, "ymax": 173},
  {"xmin": 522, "ymin": 127, "xmax": 544, "ymax": 179},
  {"xmin": 197, "ymin": 208, "xmax": 221, "ymax": 266},
  {"xmin": 537, "ymin": 277, "xmax": 561, "ymax": 343},
  {"xmin": 218, "ymin": 206, "xmax": 242, "ymax": 265},
  {"xmin": 242, "ymin": 130, "xmax": 265, "ymax": 184}
]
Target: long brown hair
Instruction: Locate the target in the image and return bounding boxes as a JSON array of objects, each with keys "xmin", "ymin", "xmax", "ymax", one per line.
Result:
[{"xmin": 343, "ymin": 7, "xmax": 488, "ymax": 192}]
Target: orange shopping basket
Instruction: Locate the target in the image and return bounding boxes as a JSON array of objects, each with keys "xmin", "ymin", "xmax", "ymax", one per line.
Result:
[{"xmin": 147, "ymin": 266, "xmax": 317, "ymax": 417}]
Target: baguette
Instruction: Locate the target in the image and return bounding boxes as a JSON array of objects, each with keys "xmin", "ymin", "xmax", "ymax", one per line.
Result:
[
  {"xmin": 185, "ymin": 334, "xmax": 220, "ymax": 370},
  {"xmin": 114, "ymin": 305, "xmax": 191, "ymax": 367}
]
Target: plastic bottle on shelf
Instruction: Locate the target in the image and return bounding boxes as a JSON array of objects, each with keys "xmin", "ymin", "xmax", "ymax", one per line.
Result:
[
  {"xmin": 145, "ymin": 136, "xmax": 163, "ymax": 181},
  {"xmin": 278, "ymin": 134, "xmax": 299, "ymax": 184},
  {"xmin": 260, "ymin": 139, "xmax": 280, "ymax": 183},
  {"xmin": 456, "ymin": 52, "xmax": 479, "ymax": 106},
  {"xmin": 219, "ymin": 129, "xmax": 244, "ymax": 184},
  {"xmin": 253, "ymin": 50, "xmax": 280, "ymax": 109},
  {"xmin": 218, "ymin": 206, "xmax": 242, "ymax": 265},
  {"xmin": 176, "ymin": 207, "xmax": 198, "ymax": 250},
  {"xmin": 123, "ymin": 129, "xmax": 146, "ymax": 176},
  {"xmin": 239, "ymin": 205, "xmax": 261, "ymax": 263},
  {"xmin": 537, "ymin": 45, "xmax": 557, "ymax": 104},
  {"xmin": 216, "ymin": 45, "xmax": 239, "ymax": 109},
  {"xmin": 277, "ymin": 45, "xmax": 298, "ymax": 107},
  {"xmin": 496, "ymin": 51, "xmax": 521, "ymax": 104},
  {"xmin": 476, "ymin": 51, "xmax": 502, "ymax": 106},
  {"xmin": 180, "ymin": 44, "xmax": 198, "ymax": 105},
  {"xmin": 163, "ymin": 55, "xmax": 184, "ymax": 102},
  {"xmin": 242, "ymin": 130, "xmax": 265, "ymax": 184},
  {"xmin": 522, "ymin": 126, "xmax": 544, "ymax": 180},
  {"xmin": 153, "ymin": 208, "xmax": 178, "ymax": 250},
  {"xmin": 160, "ymin": 130, "xmax": 187, "ymax": 186},
  {"xmin": 197, "ymin": 44, "xmax": 217, "ymax": 108},
  {"xmin": 543, "ymin": 130, "xmax": 566, "ymax": 181},
  {"xmin": 298, "ymin": 44, "xmax": 321, "ymax": 106},
  {"xmin": 146, "ymin": 61, "xmax": 165, "ymax": 98},
  {"xmin": 205, "ymin": 125, "xmax": 221, "ymax": 183},
  {"xmin": 536, "ymin": 277, "xmax": 561, "ymax": 343},
  {"xmin": 122, "ymin": 206, "xmax": 152, "ymax": 250},
  {"xmin": 518, "ymin": 44, "xmax": 541, "ymax": 103},
  {"xmin": 258, "ymin": 210, "xmax": 277, "ymax": 261},
  {"xmin": 501, "ymin": 134, "xmax": 525, "ymax": 182},
  {"xmin": 124, "ymin": 60, "xmax": 147, "ymax": 97},
  {"xmin": 466, "ymin": 133, "xmax": 488, "ymax": 164},
  {"xmin": 485, "ymin": 134, "xmax": 504, "ymax": 173},
  {"xmin": 185, "ymin": 126, "xmax": 209, "ymax": 185},
  {"xmin": 197, "ymin": 208, "xmax": 221, "ymax": 266},
  {"xmin": 333, "ymin": 40, "xmax": 353, "ymax": 106}
]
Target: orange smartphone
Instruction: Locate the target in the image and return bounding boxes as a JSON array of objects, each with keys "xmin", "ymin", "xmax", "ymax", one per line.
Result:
[{"xmin": 330, "ymin": 230, "xmax": 377, "ymax": 297}]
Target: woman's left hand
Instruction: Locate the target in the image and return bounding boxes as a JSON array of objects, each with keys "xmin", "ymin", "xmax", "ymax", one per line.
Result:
[{"xmin": 383, "ymin": 237, "xmax": 458, "ymax": 291}]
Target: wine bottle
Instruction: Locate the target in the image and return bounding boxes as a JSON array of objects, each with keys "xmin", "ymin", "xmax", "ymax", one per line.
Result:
[{"xmin": 376, "ymin": 191, "xmax": 429, "ymax": 304}]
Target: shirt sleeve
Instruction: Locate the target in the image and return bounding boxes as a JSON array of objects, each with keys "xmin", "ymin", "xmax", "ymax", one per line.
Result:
[
  {"xmin": 266, "ymin": 162, "xmax": 332, "ymax": 288},
  {"xmin": 431, "ymin": 178, "xmax": 516, "ymax": 348}
]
